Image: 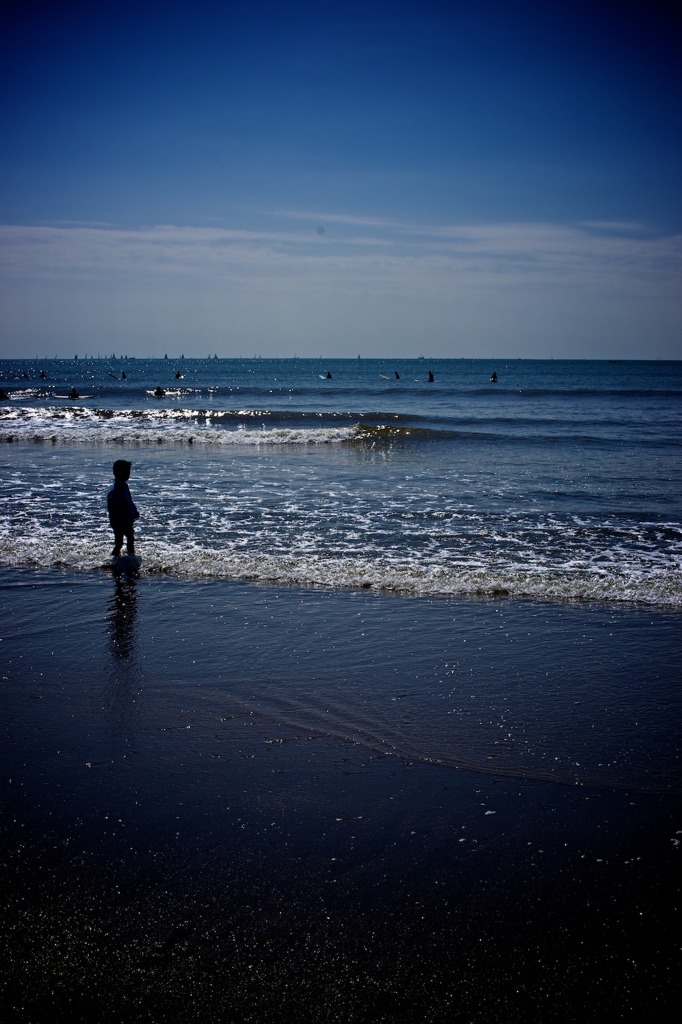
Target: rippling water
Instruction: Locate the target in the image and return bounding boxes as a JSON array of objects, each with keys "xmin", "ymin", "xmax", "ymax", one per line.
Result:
[{"xmin": 1, "ymin": 357, "xmax": 680, "ymax": 606}]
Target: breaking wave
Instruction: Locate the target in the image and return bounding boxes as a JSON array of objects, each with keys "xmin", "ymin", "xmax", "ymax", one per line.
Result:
[{"xmin": 1, "ymin": 531, "xmax": 680, "ymax": 608}]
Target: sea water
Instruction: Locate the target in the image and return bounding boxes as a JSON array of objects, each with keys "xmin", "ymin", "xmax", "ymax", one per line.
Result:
[{"xmin": 1, "ymin": 357, "xmax": 680, "ymax": 606}]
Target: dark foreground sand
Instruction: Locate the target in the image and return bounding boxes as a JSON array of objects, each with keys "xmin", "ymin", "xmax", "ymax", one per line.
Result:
[{"xmin": 1, "ymin": 570, "xmax": 680, "ymax": 1023}]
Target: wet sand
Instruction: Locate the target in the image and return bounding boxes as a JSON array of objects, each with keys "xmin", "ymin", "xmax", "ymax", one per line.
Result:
[{"xmin": 1, "ymin": 570, "xmax": 680, "ymax": 1022}]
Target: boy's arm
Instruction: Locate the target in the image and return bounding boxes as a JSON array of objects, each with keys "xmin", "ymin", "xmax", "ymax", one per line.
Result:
[{"xmin": 126, "ymin": 488, "xmax": 139, "ymax": 521}]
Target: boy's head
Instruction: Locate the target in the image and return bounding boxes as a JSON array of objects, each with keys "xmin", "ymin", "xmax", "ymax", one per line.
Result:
[{"xmin": 113, "ymin": 459, "xmax": 132, "ymax": 481}]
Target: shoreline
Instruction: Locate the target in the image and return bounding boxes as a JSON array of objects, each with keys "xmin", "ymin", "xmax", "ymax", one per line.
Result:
[
  {"xmin": 1, "ymin": 569, "xmax": 680, "ymax": 1021},
  {"xmin": 1, "ymin": 554, "xmax": 680, "ymax": 612}
]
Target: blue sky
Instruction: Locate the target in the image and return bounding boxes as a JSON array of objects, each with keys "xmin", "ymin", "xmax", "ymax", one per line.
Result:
[{"xmin": 1, "ymin": 0, "xmax": 680, "ymax": 358}]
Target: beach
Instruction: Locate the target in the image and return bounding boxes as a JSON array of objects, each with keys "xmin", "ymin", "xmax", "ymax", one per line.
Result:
[{"xmin": 1, "ymin": 568, "xmax": 680, "ymax": 1022}]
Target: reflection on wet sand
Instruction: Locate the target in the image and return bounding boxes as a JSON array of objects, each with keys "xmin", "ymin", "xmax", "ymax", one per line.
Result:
[{"xmin": 107, "ymin": 570, "xmax": 139, "ymax": 660}]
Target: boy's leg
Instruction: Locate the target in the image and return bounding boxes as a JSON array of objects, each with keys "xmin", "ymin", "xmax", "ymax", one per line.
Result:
[
  {"xmin": 111, "ymin": 527, "xmax": 124, "ymax": 557},
  {"xmin": 124, "ymin": 526, "xmax": 136, "ymax": 555}
]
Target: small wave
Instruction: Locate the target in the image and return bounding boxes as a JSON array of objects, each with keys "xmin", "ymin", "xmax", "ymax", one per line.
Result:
[
  {"xmin": 0, "ymin": 407, "xmax": 362, "ymax": 446},
  {"xmin": 0, "ymin": 405, "xmax": 533, "ymax": 447},
  {"xmin": 0, "ymin": 406, "xmax": 467, "ymax": 446},
  {"xmin": 1, "ymin": 536, "xmax": 680, "ymax": 608}
]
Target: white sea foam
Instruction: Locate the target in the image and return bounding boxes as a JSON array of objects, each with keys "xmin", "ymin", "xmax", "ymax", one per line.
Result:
[
  {"xmin": 0, "ymin": 407, "xmax": 360, "ymax": 446},
  {"xmin": 0, "ymin": 531, "xmax": 680, "ymax": 607}
]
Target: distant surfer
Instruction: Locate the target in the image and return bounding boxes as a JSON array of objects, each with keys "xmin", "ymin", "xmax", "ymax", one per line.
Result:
[
  {"xmin": 490, "ymin": 371, "xmax": 497, "ymax": 382},
  {"xmin": 69, "ymin": 387, "xmax": 80, "ymax": 399},
  {"xmin": 395, "ymin": 371, "xmax": 400, "ymax": 379},
  {"xmin": 107, "ymin": 460, "xmax": 139, "ymax": 558},
  {"xmin": 428, "ymin": 371, "xmax": 434, "ymax": 383},
  {"xmin": 153, "ymin": 386, "xmax": 166, "ymax": 397},
  {"xmin": 326, "ymin": 371, "xmax": 333, "ymax": 379}
]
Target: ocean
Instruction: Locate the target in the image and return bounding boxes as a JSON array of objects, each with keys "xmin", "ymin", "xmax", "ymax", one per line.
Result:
[
  {"xmin": 1, "ymin": 356, "xmax": 681, "ymax": 606},
  {"xmin": 1, "ymin": 357, "xmax": 681, "ymax": 1021}
]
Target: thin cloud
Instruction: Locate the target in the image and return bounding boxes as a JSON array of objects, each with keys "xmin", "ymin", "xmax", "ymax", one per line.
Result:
[
  {"xmin": 275, "ymin": 210, "xmax": 403, "ymax": 230},
  {"xmin": 2, "ymin": 219, "xmax": 679, "ymax": 287},
  {"xmin": 579, "ymin": 220, "xmax": 654, "ymax": 235}
]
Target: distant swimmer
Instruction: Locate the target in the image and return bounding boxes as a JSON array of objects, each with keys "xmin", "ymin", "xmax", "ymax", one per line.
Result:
[
  {"xmin": 153, "ymin": 386, "xmax": 166, "ymax": 398},
  {"xmin": 175, "ymin": 372, "xmax": 184, "ymax": 379},
  {"xmin": 0, "ymin": 389, "xmax": 8, "ymax": 400},
  {"xmin": 326, "ymin": 371, "xmax": 333, "ymax": 379},
  {"xmin": 121, "ymin": 371, "xmax": 127, "ymax": 380},
  {"xmin": 107, "ymin": 459, "xmax": 139, "ymax": 558},
  {"xmin": 39, "ymin": 370, "xmax": 46, "ymax": 379},
  {"xmin": 428, "ymin": 371, "xmax": 434, "ymax": 383},
  {"xmin": 490, "ymin": 371, "xmax": 498, "ymax": 382},
  {"xmin": 395, "ymin": 371, "xmax": 400, "ymax": 379}
]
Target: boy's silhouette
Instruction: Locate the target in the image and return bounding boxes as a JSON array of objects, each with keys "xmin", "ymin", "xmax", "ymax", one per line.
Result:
[{"xmin": 107, "ymin": 460, "xmax": 139, "ymax": 557}]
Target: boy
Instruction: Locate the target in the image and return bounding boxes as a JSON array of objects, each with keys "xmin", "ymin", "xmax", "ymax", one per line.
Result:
[{"xmin": 107, "ymin": 460, "xmax": 140, "ymax": 557}]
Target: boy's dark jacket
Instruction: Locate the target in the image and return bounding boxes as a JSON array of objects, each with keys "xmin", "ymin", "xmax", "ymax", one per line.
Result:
[{"xmin": 107, "ymin": 480, "xmax": 139, "ymax": 528}]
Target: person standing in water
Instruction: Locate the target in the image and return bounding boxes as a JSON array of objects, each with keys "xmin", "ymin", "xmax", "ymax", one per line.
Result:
[{"xmin": 107, "ymin": 460, "xmax": 139, "ymax": 557}]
